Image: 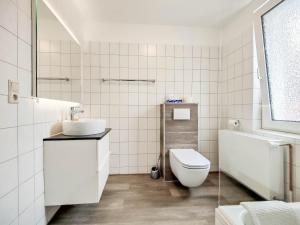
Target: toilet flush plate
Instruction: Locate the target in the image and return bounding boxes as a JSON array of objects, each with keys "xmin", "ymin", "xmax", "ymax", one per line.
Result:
[{"xmin": 173, "ymin": 108, "xmax": 190, "ymax": 120}]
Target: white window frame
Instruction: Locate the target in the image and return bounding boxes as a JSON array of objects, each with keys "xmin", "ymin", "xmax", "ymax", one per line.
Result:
[{"xmin": 254, "ymin": 0, "xmax": 300, "ymax": 134}]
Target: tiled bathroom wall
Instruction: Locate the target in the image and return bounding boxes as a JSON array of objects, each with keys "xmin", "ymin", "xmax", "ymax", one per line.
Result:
[
  {"xmin": 0, "ymin": 0, "xmax": 77, "ymax": 224},
  {"xmin": 82, "ymin": 42, "xmax": 220, "ymax": 174},
  {"xmin": 218, "ymin": 26, "xmax": 260, "ymax": 132},
  {"xmin": 37, "ymin": 40, "xmax": 81, "ymax": 102},
  {"xmin": 219, "ymin": 1, "xmax": 300, "ymax": 201}
]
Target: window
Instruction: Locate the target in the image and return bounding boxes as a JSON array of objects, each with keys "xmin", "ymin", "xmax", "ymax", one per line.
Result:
[{"xmin": 255, "ymin": 0, "xmax": 300, "ymax": 134}]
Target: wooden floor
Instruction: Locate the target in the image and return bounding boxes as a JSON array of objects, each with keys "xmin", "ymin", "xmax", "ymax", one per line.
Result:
[{"xmin": 50, "ymin": 173, "xmax": 260, "ymax": 225}]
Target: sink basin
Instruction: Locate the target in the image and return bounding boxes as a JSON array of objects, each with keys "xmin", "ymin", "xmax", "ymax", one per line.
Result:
[{"xmin": 62, "ymin": 119, "xmax": 106, "ymax": 136}]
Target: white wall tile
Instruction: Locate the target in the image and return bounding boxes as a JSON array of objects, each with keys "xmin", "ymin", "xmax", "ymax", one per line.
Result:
[
  {"xmin": 19, "ymin": 204, "xmax": 35, "ymax": 225},
  {"xmin": 18, "ymin": 0, "xmax": 31, "ymax": 16},
  {"xmin": 166, "ymin": 45, "xmax": 174, "ymax": 57},
  {"xmin": 18, "ymin": 98, "xmax": 33, "ymax": 126},
  {"xmin": 0, "ymin": 159, "xmax": 18, "ymax": 198},
  {"xmin": 129, "ymin": 43, "xmax": 138, "ymax": 56},
  {"xmin": 19, "ymin": 178, "xmax": 34, "ymax": 213},
  {"xmin": 120, "ymin": 43, "xmax": 128, "ymax": 55},
  {"xmin": 35, "ymin": 195, "xmax": 45, "ymax": 224},
  {"xmin": 0, "ymin": 26, "xmax": 17, "ymax": 65},
  {"xmin": 110, "ymin": 43, "xmax": 119, "ymax": 55},
  {"xmin": 34, "ymin": 148, "xmax": 43, "ymax": 173},
  {"xmin": 0, "ymin": 188, "xmax": 18, "ymax": 225},
  {"xmin": 19, "ymin": 151, "xmax": 34, "ymax": 183},
  {"xmin": 18, "ymin": 125, "xmax": 34, "ymax": 155},
  {"xmin": 192, "ymin": 46, "xmax": 201, "ymax": 57},
  {"xmin": 0, "ymin": 61, "xmax": 17, "ymax": 96},
  {"xmin": 17, "ymin": 9, "xmax": 31, "ymax": 44},
  {"xmin": 35, "ymin": 172, "xmax": 44, "ymax": 198},
  {"xmin": 0, "ymin": 0, "xmax": 17, "ymax": 34},
  {"xmin": 120, "ymin": 155, "xmax": 129, "ymax": 167},
  {"xmin": 0, "ymin": 128, "xmax": 17, "ymax": 163},
  {"xmin": 0, "ymin": 95, "xmax": 17, "ymax": 128},
  {"xmin": 17, "ymin": 39, "xmax": 31, "ymax": 71},
  {"xmin": 184, "ymin": 46, "xmax": 193, "ymax": 57}
]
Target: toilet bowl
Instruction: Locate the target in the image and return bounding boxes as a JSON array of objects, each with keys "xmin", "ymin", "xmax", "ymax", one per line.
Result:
[{"xmin": 169, "ymin": 149, "xmax": 210, "ymax": 187}]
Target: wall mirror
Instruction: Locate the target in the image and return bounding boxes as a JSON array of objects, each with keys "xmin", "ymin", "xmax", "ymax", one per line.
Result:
[{"xmin": 33, "ymin": 0, "xmax": 82, "ymax": 102}]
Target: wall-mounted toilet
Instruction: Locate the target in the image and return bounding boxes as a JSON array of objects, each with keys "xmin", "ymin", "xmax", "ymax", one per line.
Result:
[{"xmin": 169, "ymin": 149, "xmax": 210, "ymax": 187}]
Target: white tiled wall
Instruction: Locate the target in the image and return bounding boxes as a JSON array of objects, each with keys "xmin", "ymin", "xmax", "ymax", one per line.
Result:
[
  {"xmin": 37, "ymin": 40, "xmax": 81, "ymax": 102},
  {"xmin": 219, "ymin": 5, "xmax": 300, "ymax": 201},
  {"xmin": 0, "ymin": 0, "xmax": 77, "ymax": 224},
  {"xmin": 82, "ymin": 42, "xmax": 220, "ymax": 174},
  {"xmin": 218, "ymin": 26, "xmax": 260, "ymax": 132}
]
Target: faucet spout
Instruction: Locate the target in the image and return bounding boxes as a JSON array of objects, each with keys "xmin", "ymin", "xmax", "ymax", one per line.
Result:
[{"xmin": 70, "ymin": 106, "xmax": 84, "ymax": 120}]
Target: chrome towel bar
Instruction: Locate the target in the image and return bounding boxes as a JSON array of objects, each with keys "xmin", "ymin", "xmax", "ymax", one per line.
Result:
[
  {"xmin": 101, "ymin": 79, "xmax": 155, "ymax": 83},
  {"xmin": 37, "ymin": 77, "xmax": 70, "ymax": 81}
]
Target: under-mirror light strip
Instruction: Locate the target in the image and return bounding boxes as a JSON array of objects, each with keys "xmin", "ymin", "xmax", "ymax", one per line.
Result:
[{"xmin": 42, "ymin": 0, "xmax": 80, "ymax": 45}]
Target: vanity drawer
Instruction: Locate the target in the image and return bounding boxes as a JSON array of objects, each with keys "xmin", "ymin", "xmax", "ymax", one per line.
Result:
[
  {"xmin": 97, "ymin": 155, "xmax": 109, "ymax": 201},
  {"xmin": 97, "ymin": 133, "xmax": 110, "ymax": 201},
  {"xmin": 44, "ymin": 131, "xmax": 111, "ymax": 206},
  {"xmin": 44, "ymin": 140, "xmax": 98, "ymax": 206}
]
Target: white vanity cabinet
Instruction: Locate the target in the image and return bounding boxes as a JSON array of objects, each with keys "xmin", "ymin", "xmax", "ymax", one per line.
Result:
[{"xmin": 43, "ymin": 130, "xmax": 110, "ymax": 206}]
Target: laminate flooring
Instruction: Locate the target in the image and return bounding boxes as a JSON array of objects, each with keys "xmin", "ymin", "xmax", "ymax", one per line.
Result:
[{"xmin": 50, "ymin": 173, "xmax": 261, "ymax": 225}]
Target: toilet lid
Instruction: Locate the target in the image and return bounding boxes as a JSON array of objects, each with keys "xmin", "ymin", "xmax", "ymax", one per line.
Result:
[{"xmin": 170, "ymin": 149, "xmax": 210, "ymax": 169}]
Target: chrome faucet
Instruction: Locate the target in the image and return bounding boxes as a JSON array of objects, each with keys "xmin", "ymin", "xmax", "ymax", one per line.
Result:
[{"xmin": 70, "ymin": 106, "xmax": 84, "ymax": 120}]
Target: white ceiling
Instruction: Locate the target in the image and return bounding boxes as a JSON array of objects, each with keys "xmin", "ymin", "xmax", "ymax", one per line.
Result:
[{"xmin": 68, "ymin": 0, "xmax": 253, "ymax": 27}]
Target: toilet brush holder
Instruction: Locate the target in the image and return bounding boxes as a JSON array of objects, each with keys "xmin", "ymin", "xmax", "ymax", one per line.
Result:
[
  {"xmin": 150, "ymin": 166, "xmax": 160, "ymax": 179},
  {"xmin": 150, "ymin": 156, "xmax": 161, "ymax": 179}
]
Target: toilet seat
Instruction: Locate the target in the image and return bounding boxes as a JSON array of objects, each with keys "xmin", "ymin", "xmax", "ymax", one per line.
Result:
[{"xmin": 170, "ymin": 149, "xmax": 210, "ymax": 169}]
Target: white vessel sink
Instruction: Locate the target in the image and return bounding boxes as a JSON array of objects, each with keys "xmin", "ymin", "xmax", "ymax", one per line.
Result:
[{"xmin": 62, "ymin": 119, "xmax": 106, "ymax": 136}]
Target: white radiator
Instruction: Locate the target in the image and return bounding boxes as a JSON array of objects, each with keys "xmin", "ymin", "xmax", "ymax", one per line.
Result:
[{"xmin": 219, "ymin": 130, "xmax": 285, "ymax": 200}]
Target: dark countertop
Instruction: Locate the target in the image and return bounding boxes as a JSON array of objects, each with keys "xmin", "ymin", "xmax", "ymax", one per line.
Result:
[{"xmin": 43, "ymin": 128, "xmax": 111, "ymax": 141}]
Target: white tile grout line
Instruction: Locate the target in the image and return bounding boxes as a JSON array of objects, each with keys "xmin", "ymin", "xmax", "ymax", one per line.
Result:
[{"xmin": 16, "ymin": 2, "xmax": 20, "ymax": 220}]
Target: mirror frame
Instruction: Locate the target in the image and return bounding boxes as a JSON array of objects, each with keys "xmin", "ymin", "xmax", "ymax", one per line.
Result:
[{"xmin": 31, "ymin": 0, "xmax": 37, "ymax": 97}]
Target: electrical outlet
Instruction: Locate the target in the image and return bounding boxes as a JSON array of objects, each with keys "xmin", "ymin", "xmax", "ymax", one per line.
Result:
[{"xmin": 8, "ymin": 80, "xmax": 19, "ymax": 104}]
